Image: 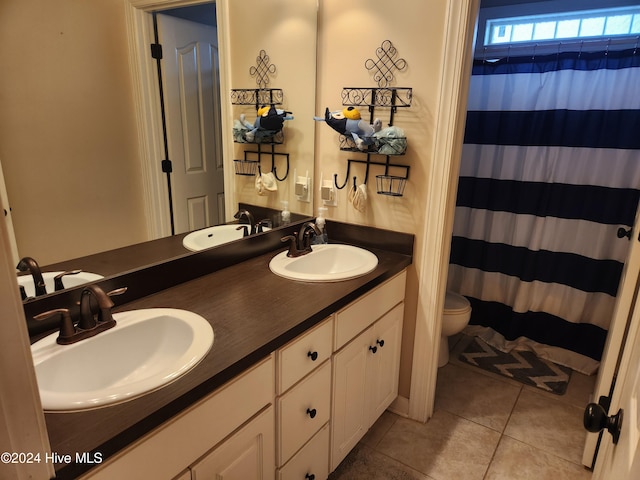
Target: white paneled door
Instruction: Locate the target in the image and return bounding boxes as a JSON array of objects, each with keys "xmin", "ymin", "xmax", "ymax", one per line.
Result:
[
  {"xmin": 591, "ymin": 278, "xmax": 640, "ymax": 479},
  {"xmin": 157, "ymin": 13, "xmax": 224, "ymax": 234},
  {"xmin": 0, "ymin": 159, "xmax": 18, "ymax": 263},
  {"xmin": 583, "ymin": 201, "xmax": 640, "ymax": 469}
]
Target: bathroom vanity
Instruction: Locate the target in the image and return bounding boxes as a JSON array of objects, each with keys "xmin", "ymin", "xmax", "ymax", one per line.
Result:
[{"xmin": 28, "ymin": 222, "xmax": 412, "ymax": 479}]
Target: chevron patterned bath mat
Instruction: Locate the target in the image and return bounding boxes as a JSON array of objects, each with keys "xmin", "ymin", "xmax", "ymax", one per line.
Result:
[{"xmin": 459, "ymin": 336, "xmax": 572, "ymax": 395}]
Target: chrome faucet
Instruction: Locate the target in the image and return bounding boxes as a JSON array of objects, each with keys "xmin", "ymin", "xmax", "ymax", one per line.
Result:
[
  {"xmin": 234, "ymin": 209, "xmax": 256, "ymax": 236},
  {"xmin": 17, "ymin": 256, "xmax": 46, "ymax": 297},
  {"xmin": 281, "ymin": 222, "xmax": 322, "ymax": 257}
]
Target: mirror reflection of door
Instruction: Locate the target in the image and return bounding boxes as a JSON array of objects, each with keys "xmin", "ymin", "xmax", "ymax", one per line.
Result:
[
  {"xmin": 157, "ymin": 7, "xmax": 224, "ymax": 235},
  {"xmin": 0, "ymin": 159, "xmax": 19, "ymax": 264}
]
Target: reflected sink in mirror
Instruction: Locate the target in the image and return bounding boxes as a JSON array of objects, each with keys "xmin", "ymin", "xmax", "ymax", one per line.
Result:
[
  {"xmin": 269, "ymin": 244, "xmax": 378, "ymax": 282},
  {"xmin": 182, "ymin": 224, "xmax": 271, "ymax": 252},
  {"xmin": 18, "ymin": 271, "xmax": 104, "ymax": 298},
  {"xmin": 30, "ymin": 308, "xmax": 214, "ymax": 412}
]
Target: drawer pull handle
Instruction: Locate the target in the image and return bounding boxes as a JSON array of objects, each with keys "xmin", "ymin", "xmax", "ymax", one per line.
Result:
[
  {"xmin": 377, "ymin": 339, "xmax": 385, "ymax": 348},
  {"xmin": 307, "ymin": 350, "xmax": 318, "ymax": 361},
  {"xmin": 369, "ymin": 345, "xmax": 378, "ymax": 354},
  {"xmin": 306, "ymin": 408, "xmax": 317, "ymax": 419},
  {"xmin": 305, "ymin": 474, "xmax": 315, "ymax": 480}
]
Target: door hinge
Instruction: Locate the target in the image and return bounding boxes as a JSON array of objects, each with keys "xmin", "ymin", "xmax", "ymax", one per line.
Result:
[
  {"xmin": 150, "ymin": 43, "xmax": 163, "ymax": 60},
  {"xmin": 598, "ymin": 395, "xmax": 611, "ymax": 411},
  {"xmin": 161, "ymin": 159, "xmax": 173, "ymax": 173}
]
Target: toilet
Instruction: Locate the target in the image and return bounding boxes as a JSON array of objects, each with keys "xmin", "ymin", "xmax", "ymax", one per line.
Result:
[{"xmin": 439, "ymin": 291, "xmax": 472, "ymax": 367}]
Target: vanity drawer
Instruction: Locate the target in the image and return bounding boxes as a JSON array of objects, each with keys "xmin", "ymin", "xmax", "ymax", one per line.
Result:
[
  {"xmin": 277, "ymin": 317, "xmax": 333, "ymax": 393},
  {"xmin": 277, "ymin": 423, "xmax": 329, "ymax": 480},
  {"xmin": 334, "ymin": 270, "xmax": 406, "ymax": 350},
  {"xmin": 277, "ymin": 360, "xmax": 331, "ymax": 466}
]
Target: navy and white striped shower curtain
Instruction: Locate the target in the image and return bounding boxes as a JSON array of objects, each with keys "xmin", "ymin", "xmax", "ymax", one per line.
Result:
[{"xmin": 448, "ymin": 48, "xmax": 640, "ymax": 374}]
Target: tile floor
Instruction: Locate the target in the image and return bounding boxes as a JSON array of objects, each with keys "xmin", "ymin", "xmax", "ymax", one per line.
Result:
[{"xmin": 329, "ymin": 335, "xmax": 596, "ymax": 480}]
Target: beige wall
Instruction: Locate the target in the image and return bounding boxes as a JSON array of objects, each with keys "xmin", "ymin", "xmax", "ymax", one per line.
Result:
[
  {"xmin": 0, "ymin": 0, "xmax": 148, "ymax": 265},
  {"xmin": 315, "ymin": 1, "xmax": 449, "ymax": 397}
]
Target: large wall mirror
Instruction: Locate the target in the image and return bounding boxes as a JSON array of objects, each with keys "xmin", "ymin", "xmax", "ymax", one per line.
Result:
[{"xmin": 0, "ymin": 0, "xmax": 317, "ymax": 297}]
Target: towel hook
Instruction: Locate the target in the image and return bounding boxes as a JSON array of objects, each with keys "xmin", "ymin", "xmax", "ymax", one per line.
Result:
[{"xmin": 334, "ymin": 161, "xmax": 352, "ymax": 190}]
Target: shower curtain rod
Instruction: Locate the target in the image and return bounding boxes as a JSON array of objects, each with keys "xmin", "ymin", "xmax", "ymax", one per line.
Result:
[{"xmin": 476, "ymin": 35, "xmax": 640, "ymax": 60}]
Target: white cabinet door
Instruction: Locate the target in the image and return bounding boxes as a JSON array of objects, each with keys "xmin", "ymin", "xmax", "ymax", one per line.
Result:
[
  {"xmin": 331, "ymin": 328, "xmax": 370, "ymax": 471},
  {"xmin": 191, "ymin": 407, "xmax": 275, "ymax": 480},
  {"xmin": 366, "ymin": 303, "xmax": 404, "ymax": 426},
  {"xmin": 331, "ymin": 303, "xmax": 404, "ymax": 471}
]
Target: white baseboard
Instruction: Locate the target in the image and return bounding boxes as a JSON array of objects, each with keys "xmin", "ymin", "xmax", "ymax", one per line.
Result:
[{"xmin": 387, "ymin": 395, "xmax": 410, "ymax": 418}]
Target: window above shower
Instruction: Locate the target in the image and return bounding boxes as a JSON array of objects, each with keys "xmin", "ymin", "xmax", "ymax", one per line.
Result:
[
  {"xmin": 476, "ymin": 0, "xmax": 640, "ymax": 59},
  {"xmin": 486, "ymin": 6, "xmax": 640, "ymax": 46}
]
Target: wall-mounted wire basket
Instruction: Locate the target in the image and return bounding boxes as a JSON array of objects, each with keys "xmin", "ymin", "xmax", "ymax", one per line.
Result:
[
  {"xmin": 234, "ymin": 129, "xmax": 284, "ymax": 145},
  {"xmin": 376, "ymin": 175, "xmax": 406, "ymax": 196},
  {"xmin": 234, "ymin": 159, "xmax": 259, "ymax": 176},
  {"xmin": 338, "ymin": 135, "xmax": 407, "ymax": 155}
]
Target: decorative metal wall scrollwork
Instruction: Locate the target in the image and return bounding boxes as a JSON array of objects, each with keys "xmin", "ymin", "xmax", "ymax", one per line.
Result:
[
  {"xmin": 365, "ymin": 40, "xmax": 407, "ymax": 88},
  {"xmin": 250, "ymin": 49, "xmax": 277, "ymax": 88}
]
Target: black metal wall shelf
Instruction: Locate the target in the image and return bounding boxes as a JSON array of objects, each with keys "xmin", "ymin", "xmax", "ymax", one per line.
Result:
[
  {"xmin": 333, "ymin": 86, "xmax": 411, "ymax": 196},
  {"xmin": 231, "ymin": 50, "xmax": 290, "ymax": 181},
  {"xmin": 341, "ymin": 87, "xmax": 412, "ymax": 108},
  {"xmin": 230, "ymin": 88, "xmax": 284, "ymax": 108},
  {"xmin": 331, "ymin": 40, "xmax": 412, "ymax": 197}
]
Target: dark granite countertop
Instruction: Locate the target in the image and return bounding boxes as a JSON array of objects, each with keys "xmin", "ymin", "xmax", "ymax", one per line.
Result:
[{"xmin": 44, "ymin": 228, "xmax": 412, "ymax": 479}]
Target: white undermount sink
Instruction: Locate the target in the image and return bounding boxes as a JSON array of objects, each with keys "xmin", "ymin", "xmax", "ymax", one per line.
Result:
[
  {"xmin": 269, "ymin": 244, "xmax": 378, "ymax": 282},
  {"xmin": 30, "ymin": 308, "xmax": 214, "ymax": 412},
  {"xmin": 182, "ymin": 224, "xmax": 270, "ymax": 252},
  {"xmin": 18, "ymin": 271, "xmax": 104, "ymax": 297}
]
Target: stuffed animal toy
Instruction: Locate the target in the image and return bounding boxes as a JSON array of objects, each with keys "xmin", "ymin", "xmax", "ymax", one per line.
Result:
[
  {"xmin": 314, "ymin": 107, "xmax": 382, "ymax": 151},
  {"xmin": 239, "ymin": 105, "xmax": 294, "ymax": 142}
]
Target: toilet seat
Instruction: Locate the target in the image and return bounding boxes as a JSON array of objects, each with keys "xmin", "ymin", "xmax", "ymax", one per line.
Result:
[{"xmin": 444, "ymin": 291, "xmax": 471, "ymax": 314}]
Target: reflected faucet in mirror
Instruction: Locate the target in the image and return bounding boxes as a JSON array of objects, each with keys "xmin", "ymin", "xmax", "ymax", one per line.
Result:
[
  {"xmin": 17, "ymin": 256, "xmax": 46, "ymax": 299},
  {"xmin": 234, "ymin": 209, "xmax": 273, "ymax": 238},
  {"xmin": 234, "ymin": 209, "xmax": 256, "ymax": 236},
  {"xmin": 16, "ymin": 257, "xmax": 104, "ymax": 301}
]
